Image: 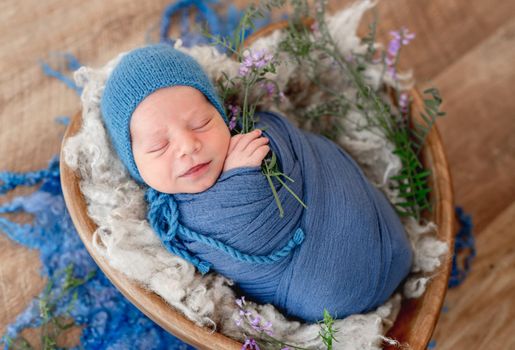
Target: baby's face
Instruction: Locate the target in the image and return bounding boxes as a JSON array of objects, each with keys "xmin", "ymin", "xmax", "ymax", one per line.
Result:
[{"xmin": 130, "ymin": 86, "xmax": 230, "ymax": 194}]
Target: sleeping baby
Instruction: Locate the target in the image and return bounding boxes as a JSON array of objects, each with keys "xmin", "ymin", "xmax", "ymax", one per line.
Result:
[{"xmin": 100, "ymin": 43, "xmax": 413, "ymax": 323}]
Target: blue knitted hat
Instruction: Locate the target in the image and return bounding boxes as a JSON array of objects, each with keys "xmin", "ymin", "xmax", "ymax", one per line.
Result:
[{"xmin": 100, "ymin": 43, "xmax": 227, "ymax": 183}]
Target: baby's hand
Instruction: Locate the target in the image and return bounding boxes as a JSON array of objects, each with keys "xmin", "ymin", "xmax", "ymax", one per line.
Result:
[{"xmin": 223, "ymin": 129, "xmax": 270, "ymax": 172}]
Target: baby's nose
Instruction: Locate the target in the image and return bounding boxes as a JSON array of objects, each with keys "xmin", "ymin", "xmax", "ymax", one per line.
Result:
[{"xmin": 175, "ymin": 131, "xmax": 201, "ymax": 157}]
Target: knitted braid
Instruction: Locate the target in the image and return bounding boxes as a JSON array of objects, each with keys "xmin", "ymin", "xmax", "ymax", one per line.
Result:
[{"xmin": 145, "ymin": 188, "xmax": 304, "ymax": 275}]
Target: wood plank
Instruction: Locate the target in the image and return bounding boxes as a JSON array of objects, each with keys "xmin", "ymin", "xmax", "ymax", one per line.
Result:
[
  {"xmin": 432, "ymin": 201, "xmax": 515, "ymax": 349},
  {"xmin": 355, "ymin": 0, "xmax": 515, "ymax": 83},
  {"xmin": 426, "ymin": 18, "xmax": 515, "ymax": 233},
  {"xmin": 0, "ymin": 236, "xmax": 46, "ymax": 334}
]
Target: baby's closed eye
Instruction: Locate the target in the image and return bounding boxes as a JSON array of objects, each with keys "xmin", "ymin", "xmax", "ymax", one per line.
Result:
[
  {"xmin": 147, "ymin": 141, "xmax": 169, "ymax": 154},
  {"xmin": 193, "ymin": 118, "xmax": 211, "ymax": 130}
]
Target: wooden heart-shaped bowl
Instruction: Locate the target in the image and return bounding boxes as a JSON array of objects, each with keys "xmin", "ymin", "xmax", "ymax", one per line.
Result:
[{"xmin": 60, "ymin": 20, "xmax": 454, "ymax": 350}]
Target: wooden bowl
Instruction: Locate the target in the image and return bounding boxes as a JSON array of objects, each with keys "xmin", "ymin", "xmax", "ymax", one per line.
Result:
[{"xmin": 60, "ymin": 20, "xmax": 454, "ymax": 350}]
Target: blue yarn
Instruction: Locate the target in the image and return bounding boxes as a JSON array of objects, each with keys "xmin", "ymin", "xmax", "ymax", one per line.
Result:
[
  {"xmin": 159, "ymin": 0, "xmax": 221, "ymax": 45},
  {"xmin": 157, "ymin": 0, "xmax": 275, "ymax": 53},
  {"xmin": 0, "ymin": 158, "xmax": 194, "ymax": 350},
  {"xmin": 448, "ymin": 206, "xmax": 475, "ymax": 288},
  {"xmin": 39, "ymin": 55, "xmax": 83, "ymax": 95},
  {"xmin": 147, "ymin": 111, "xmax": 413, "ymax": 322},
  {"xmin": 0, "ymin": 156, "xmax": 60, "ymax": 195},
  {"xmin": 55, "ymin": 115, "xmax": 71, "ymax": 125},
  {"xmin": 63, "ymin": 52, "xmax": 82, "ymax": 71}
]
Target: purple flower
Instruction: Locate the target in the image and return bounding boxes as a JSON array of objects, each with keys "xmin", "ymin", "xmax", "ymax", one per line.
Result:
[
  {"xmin": 239, "ymin": 309, "xmax": 252, "ymax": 317},
  {"xmin": 262, "ymin": 321, "xmax": 273, "ymax": 336},
  {"xmin": 238, "ymin": 49, "xmax": 274, "ymax": 76},
  {"xmin": 387, "ymin": 38, "xmax": 401, "ymax": 57},
  {"xmin": 242, "ymin": 337, "xmax": 261, "ymax": 350},
  {"xmin": 229, "ymin": 117, "xmax": 237, "ymax": 131},
  {"xmin": 385, "ymin": 27, "xmax": 416, "ymax": 79},
  {"xmin": 259, "ymin": 81, "xmax": 277, "ymax": 97},
  {"xmin": 228, "ymin": 104, "xmax": 240, "ymax": 131},
  {"xmin": 265, "ymin": 82, "xmax": 276, "ymax": 96},
  {"xmin": 398, "ymin": 92, "xmax": 409, "ymax": 114},
  {"xmin": 390, "ymin": 27, "xmax": 416, "ymax": 45},
  {"xmin": 250, "ymin": 316, "xmax": 261, "ymax": 328}
]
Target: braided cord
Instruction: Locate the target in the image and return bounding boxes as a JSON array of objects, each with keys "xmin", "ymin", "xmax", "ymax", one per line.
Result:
[
  {"xmin": 178, "ymin": 225, "xmax": 304, "ymax": 265},
  {"xmin": 146, "ymin": 188, "xmax": 305, "ymax": 275}
]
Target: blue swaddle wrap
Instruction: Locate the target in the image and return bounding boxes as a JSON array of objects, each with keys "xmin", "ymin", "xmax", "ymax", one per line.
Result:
[
  {"xmin": 99, "ymin": 45, "xmax": 412, "ymax": 322},
  {"xmin": 147, "ymin": 111, "xmax": 413, "ymax": 322}
]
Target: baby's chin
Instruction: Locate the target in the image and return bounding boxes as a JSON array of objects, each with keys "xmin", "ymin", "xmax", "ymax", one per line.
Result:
[{"xmin": 147, "ymin": 173, "xmax": 219, "ymax": 194}]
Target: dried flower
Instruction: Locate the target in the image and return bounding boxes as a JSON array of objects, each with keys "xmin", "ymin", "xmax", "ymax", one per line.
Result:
[
  {"xmin": 263, "ymin": 81, "xmax": 276, "ymax": 96},
  {"xmin": 398, "ymin": 92, "xmax": 409, "ymax": 115},
  {"xmin": 390, "ymin": 27, "xmax": 416, "ymax": 45},
  {"xmin": 235, "ymin": 296, "xmax": 274, "ymax": 336},
  {"xmin": 239, "ymin": 49, "xmax": 274, "ymax": 76},
  {"xmin": 385, "ymin": 27, "xmax": 416, "ymax": 79},
  {"xmin": 242, "ymin": 338, "xmax": 261, "ymax": 350},
  {"xmin": 228, "ymin": 104, "xmax": 240, "ymax": 131}
]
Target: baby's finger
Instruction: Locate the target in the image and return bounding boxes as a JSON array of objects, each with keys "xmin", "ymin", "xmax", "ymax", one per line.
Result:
[
  {"xmin": 244, "ymin": 136, "xmax": 270, "ymax": 154},
  {"xmin": 249, "ymin": 144, "xmax": 270, "ymax": 165},
  {"xmin": 228, "ymin": 134, "xmax": 245, "ymax": 153},
  {"xmin": 234, "ymin": 129, "xmax": 263, "ymax": 152}
]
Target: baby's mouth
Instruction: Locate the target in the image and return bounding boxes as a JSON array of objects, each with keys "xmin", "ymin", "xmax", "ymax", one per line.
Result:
[{"xmin": 180, "ymin": 161, "xmax": 211, "ymax": 177}]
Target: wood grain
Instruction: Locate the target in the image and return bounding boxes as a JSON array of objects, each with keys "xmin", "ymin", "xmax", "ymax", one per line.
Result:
[
  {"xmin": 432, "ymin": 201, "xmax": 515, "ymax": 349},
  {"xmin": 1, "ymin": 0, "xmax": 514, "ymax": 349},
  {"xmin": 427, "ymin": 17, "xmax": 515, "ymax": 233}
]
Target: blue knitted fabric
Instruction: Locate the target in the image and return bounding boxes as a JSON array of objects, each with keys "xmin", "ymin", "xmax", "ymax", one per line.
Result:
[
  {"xmin": 147, "ymin": 111, "xmax": 413, "ymax": 322},
  {"xmin": 100, "ymin": 44, "xmax": 227, "ymax": 183}
]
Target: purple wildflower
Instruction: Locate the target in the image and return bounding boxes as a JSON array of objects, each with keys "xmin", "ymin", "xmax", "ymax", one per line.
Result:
[
  {"xmin": 242, "ymin": 338, "xmax": 261, "ymax": 350},
  {"xmin": 239, "ymin": 309, "xmax": 252, "ymax": 317},
  {"xmin": 236, "ymin": 296, "xmax": 246, "ymax": 307},
  {"xmin": 259, "ymin": 81, "xmax": 277, "ymax": 97},
  {"xmin": 385, "ymin": 27, "xmax": 416, "ymax": 79},
  {"xmin": 265, "ymin": 81, "xmax": 276, "ymax": 96},
  {"xmin": 234, "ymin": 296, "xmax": 274, "ymax": 337},
  {"xmin": 250, "ymin": 315, "xmax": 261, "ymax": 331},
  {"xmin": 228, "ymin": 104, "xmax": 240, "ymax": 131},
  {"xmin": 262, "ymin": 321, "xmax": 273, "ymax": 336},
  {"xmin": 229, "ymin": 117, "xmax": 237, "ymax": 131},
  {"xmin": 239, "ymin": 49, "xmax": 274, "ymax": 77},
  {"xmin": 398, "ymin": 92, "xmax": 409, "ymax": 115},
  {"xmin": 390, "ymin": 27, "xmax": 416, "ymax": 45}
]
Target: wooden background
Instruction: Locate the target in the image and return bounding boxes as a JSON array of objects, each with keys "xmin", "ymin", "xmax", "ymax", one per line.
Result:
[{"xmin": 1, "ymin": 0, "xmax": 514, "ymax": 348}]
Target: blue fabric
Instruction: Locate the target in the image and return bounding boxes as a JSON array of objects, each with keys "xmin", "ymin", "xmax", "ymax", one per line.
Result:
[
  {"xmin": 148, "ymin": 111, "xmax": 413, "ymax": 322},
  {"xmin": 100, "ymin": 44, "xmax": 227, "ymax": 183}
]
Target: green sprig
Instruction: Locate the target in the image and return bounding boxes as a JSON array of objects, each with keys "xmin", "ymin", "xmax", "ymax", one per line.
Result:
[
  {"xmin": 5, "ymin": 265, "xmax": 95, "ymax": 350},
  {"xmin": 277, "ymin": 0, "xmax": 444, "ymax": 221}
]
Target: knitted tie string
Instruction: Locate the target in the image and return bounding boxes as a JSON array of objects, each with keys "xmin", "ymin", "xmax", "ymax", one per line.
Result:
[{"xmin": 146, "ymin": 188, "xmax": 304, "ymax": 275}]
